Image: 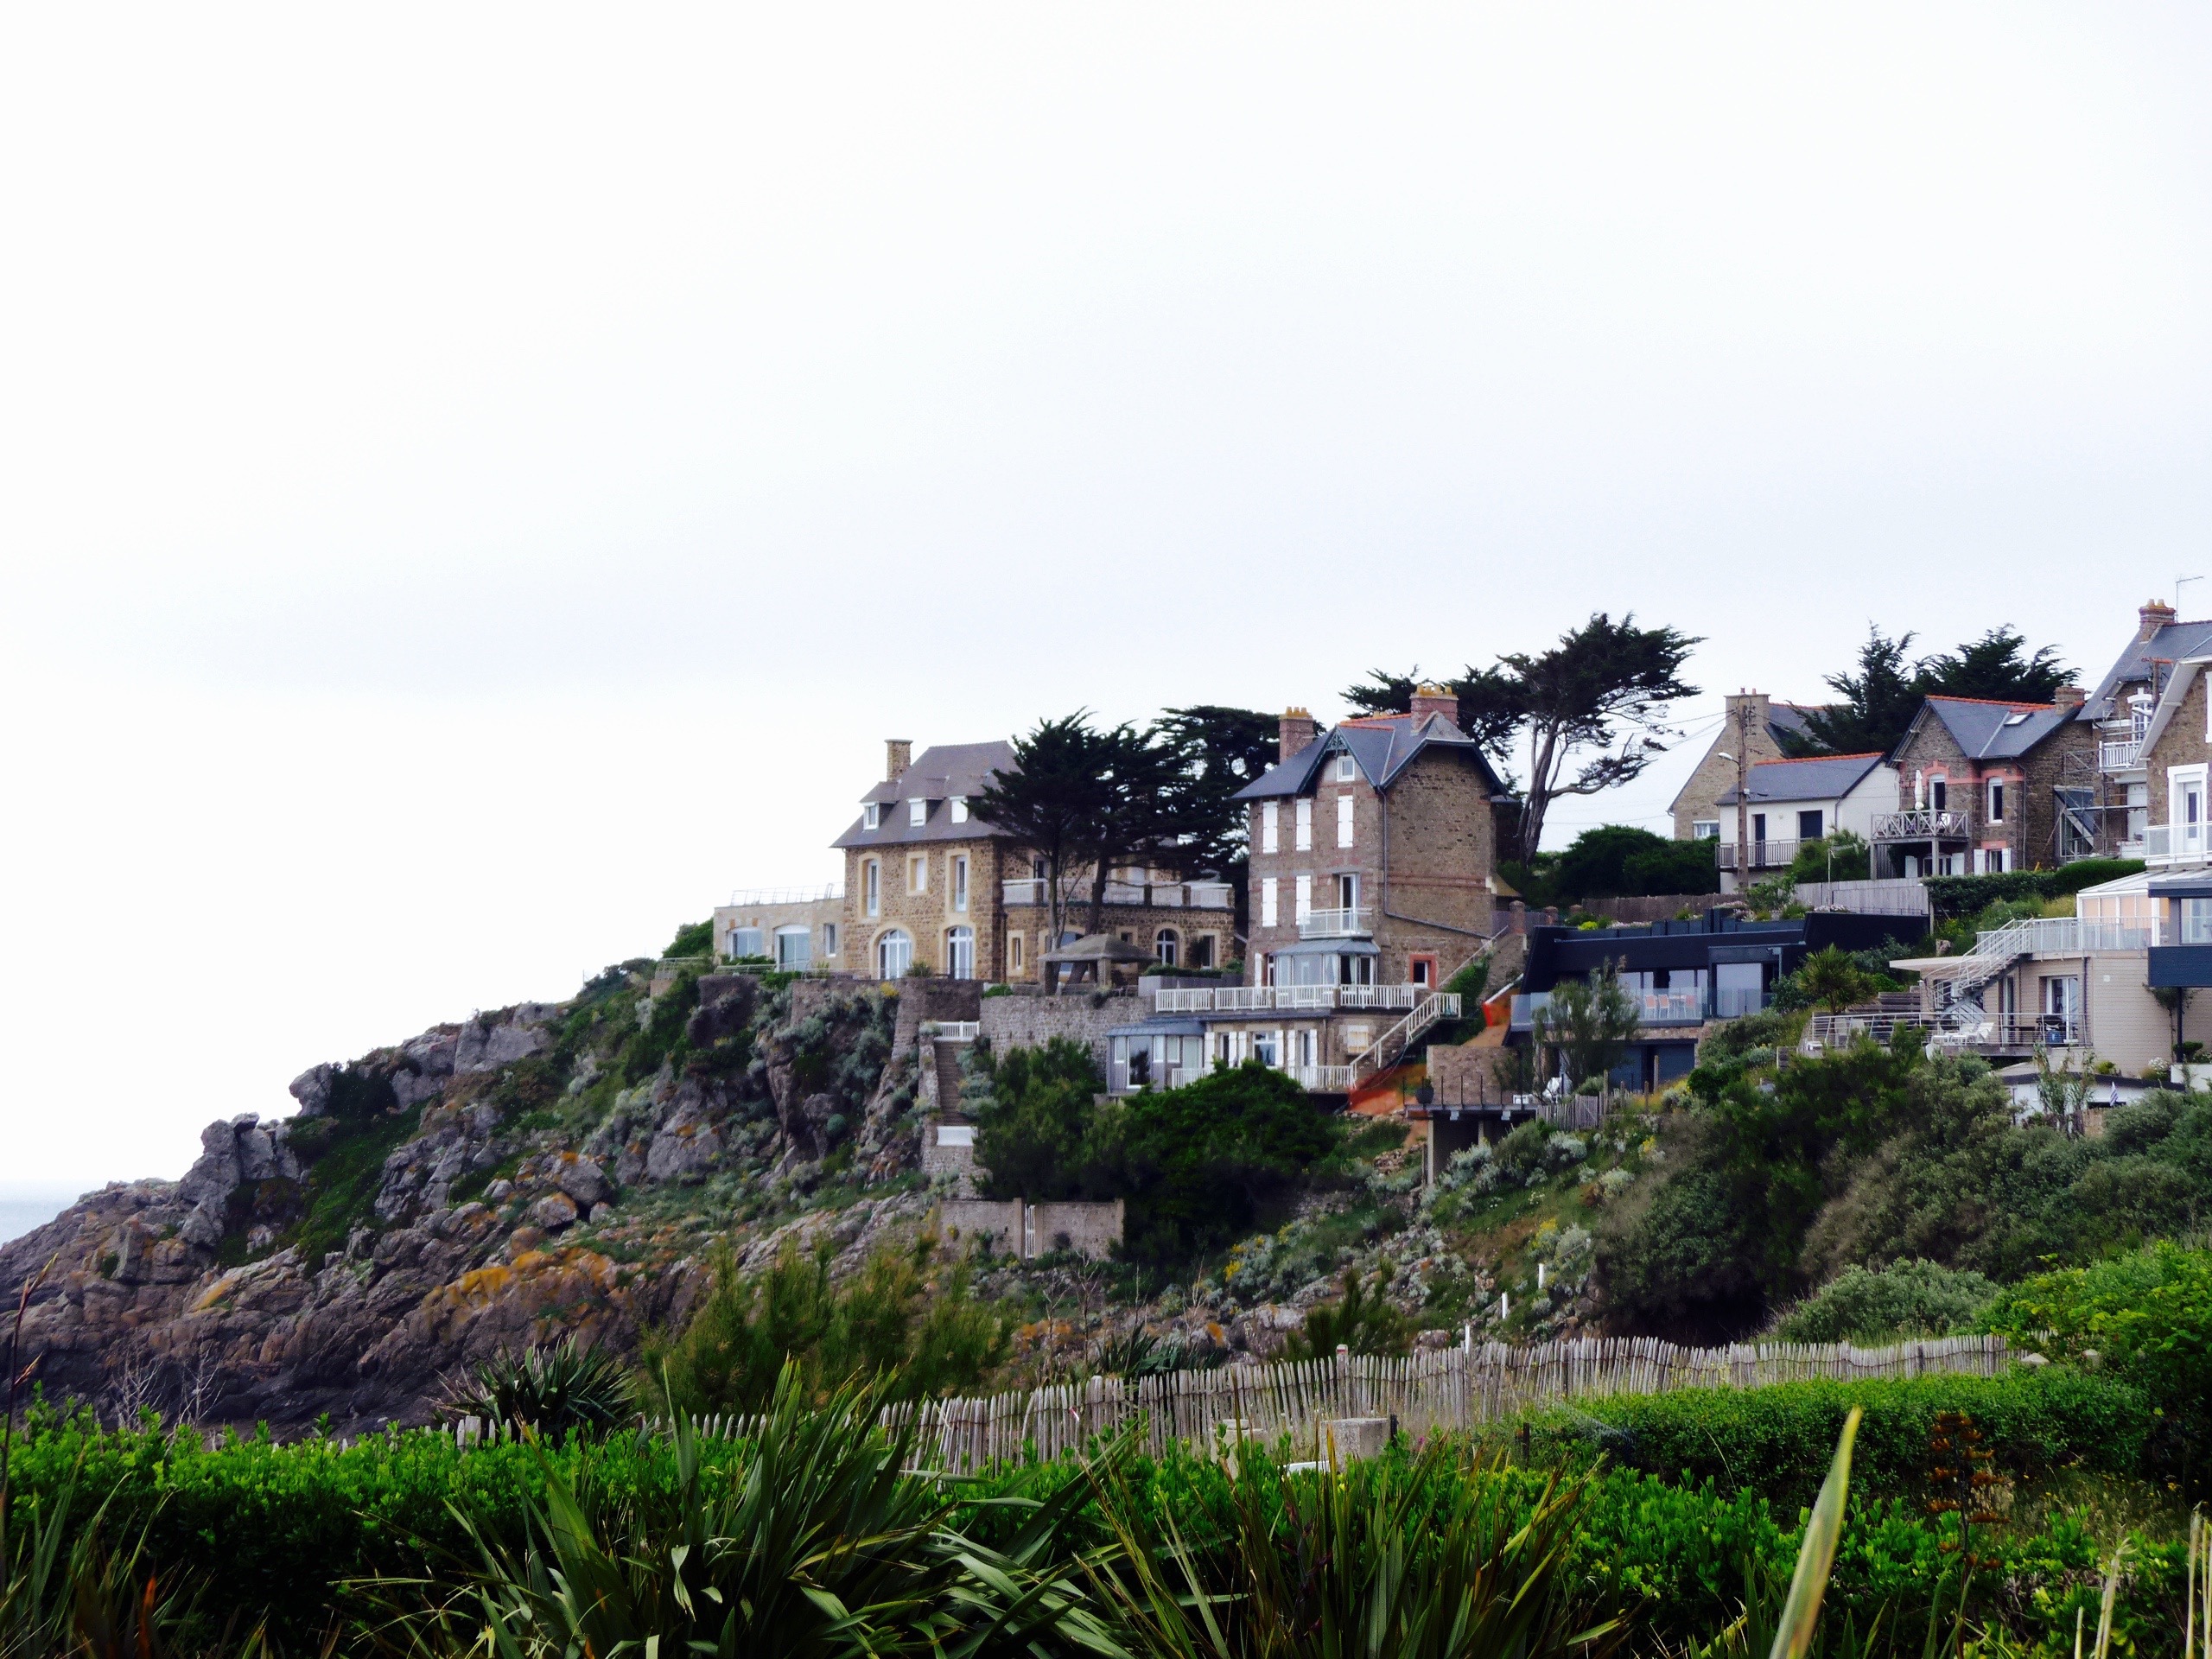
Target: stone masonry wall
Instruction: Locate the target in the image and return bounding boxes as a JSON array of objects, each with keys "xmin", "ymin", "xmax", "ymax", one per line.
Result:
[
  {"xmin": 1671, "ymin": 694, "xmax": 1792, "ymax": 841},
  {"xmin": 1889, "ymin": 712, "xmax": 2096, "ymax": 873},
  {"xmin": 2145, "ymin": 671, "xmax": 2209, "ymax": 847},
  {"xmin": 977, "ymin": 990, "xmax": 1139, "ymax": 1073}
]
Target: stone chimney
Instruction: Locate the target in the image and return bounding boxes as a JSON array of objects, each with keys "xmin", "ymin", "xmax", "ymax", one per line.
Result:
[
  {"xmin": 2140, "ymin": 600, "xmax": 2177, "ymax": 642},
  {"xmin": 1279, "ymin": 707, "xmax": 1319, "ymax": 761},
  {"xmin": 886, "ymin": 739, "xmax": 912, "ymax": 782},
  {"xmin": 1408, "ymin": 682, "xmax": 1458, "ymax": 728},
  {"xmin": 2054, "ymin": 683, "xmax": 2087, "ymax": 711},
  {"xmin": 1723, "ymin": 690, "xmax": 1773, "ymax": 744}
]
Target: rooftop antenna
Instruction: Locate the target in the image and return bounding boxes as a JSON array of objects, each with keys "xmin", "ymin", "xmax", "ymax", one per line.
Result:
[{"xmin": 2178, "ymin": 575, "xmax": 2203, "ymax": 611}]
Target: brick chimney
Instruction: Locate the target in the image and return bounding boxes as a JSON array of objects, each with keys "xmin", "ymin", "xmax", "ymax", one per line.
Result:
[
  {"xmin": 2140, "ymin": 600, "xmax": 2176, "ymax": 642},
  {"xmin": 886, "ymin": 739, "xmax": 912, "ymax": 782},
  {"xmin": 2054, "ymin": 683, "xmax": 2087, "ymax": 711},
  {"xmin": 1278, "ymin": 707, "xmax": 1319, "ymax": 762},
  {"xmin": 1408, "ymin": 682, "xmax": 1458, "ymax": 728}
]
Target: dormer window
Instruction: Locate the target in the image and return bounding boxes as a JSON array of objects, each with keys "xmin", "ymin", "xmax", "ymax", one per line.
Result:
[
  {"xmin": 950, "ymin": 795, "xmax": 969, "ymax": 823},
  {"xmin": 1334, "ymin": 754, "xmax": 1355, "ymax": 783},
  {"xmin": 909, "ymin": 798, "xmax": 928, "ymax": 827},
  {"xmin": 864, "ymin": 803, "xmax": 883, "ymax": 830}
]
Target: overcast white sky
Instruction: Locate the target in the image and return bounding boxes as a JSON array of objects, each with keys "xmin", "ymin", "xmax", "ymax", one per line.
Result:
[{"xmin": 4, "ymin": 5, "xmax": 2210, "ymax": 1200}]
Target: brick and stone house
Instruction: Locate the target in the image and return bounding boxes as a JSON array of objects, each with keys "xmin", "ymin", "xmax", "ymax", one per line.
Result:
[
  {"xmin": 1234, "ymin": 688, "xmax": 1517, "ymax": 992},
  {"xmin": 1669, "ymin": 691, "xmax": 1834, "ymax": 844},
  {"xmin": 1712, "ymin": 752, "xmax": 1897, "ymax": 888},
  {"xmin": 2077, "ymin": 601, "xmax": 2212, "ymax": 859},
  {"xmin": 711, "ymin": 887, "xmax": 846, "ymax": 971},
  {"xmin": 831, "ymin": 739, "xmax": 1233, "ymax": 983},
  {"xmin": 1872, "ymin": 694, "xmax": 2094, "ymax": 877}
]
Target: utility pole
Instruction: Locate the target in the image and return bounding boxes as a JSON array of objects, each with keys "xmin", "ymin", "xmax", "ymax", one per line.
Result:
[{"xmin": 1734, "ymin": 696, "xmax": 1753, "ymax": 893}]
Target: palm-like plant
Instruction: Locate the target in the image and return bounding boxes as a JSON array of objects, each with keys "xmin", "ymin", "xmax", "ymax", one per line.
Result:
[
  {"xmin": 409, "ymin": 1362, "xmax": 1123, "ymax": 1657},
  {"xmin": 438, "ymin": 1338, "xmax": 634, "ymax": 1442}
]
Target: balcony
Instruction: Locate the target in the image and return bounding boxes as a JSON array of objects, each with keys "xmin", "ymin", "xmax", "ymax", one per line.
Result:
[
  {"xmin": 1297, "ymin": 906, "xmax": 1372, "ymax": 938},
  {"xmin": 1154, "ymin": 984, "xmax": 1455, "ymax": 1015},
  {"xmin": 1871, "ymin": 809, "xmax": 1972, "ymax": 842},
  {"xmin": 1001, "ymin": 878, "xmax": 1233, "ymax": 910},
  {"xmin": 1716, "ymin": 840, "xmax": 1800, "ymax": 874},
  {"xmin": 727, "ymin": 884, "xmax": 842, "ymax": 906},
  {"xmin": 2100, "ymin": 739, "xmax": 2145, "ymax": 772},
  {"xmin": 2142, "ymin": 823, "xmax": 2212, "ymax": 868},
  {"xmin": 1511, "ymin": 988, "xmax": 1747, "ymax": 1029}
]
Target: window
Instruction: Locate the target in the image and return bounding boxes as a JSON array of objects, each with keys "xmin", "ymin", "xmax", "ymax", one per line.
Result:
[
  {"xmin": 1336, "ymin": 872, "xmax": 1358, "ymax": 910},
  {"xmin": 909, "ymin": 854, "xmax": 927, "ymax": 893},
  {"xmin": 1691, "ymin": 820, "xmax": 1719, "ymax": 840},
  {"xmin": 728, "ymin": 925, "xmax": 764, "ymax": 959},
  {"xmin": 1155, "ymin": 928, "xmax": 1178, "ymax": 966},
  {"xmin": 1797, "ymin": 810, "xmax": 1823, "ymax": 841},
  {"xmin": 1261, "ymin": 877, "xmax": 1279, "ymax": 928},
  {"xmin": 864, "ymin": 861, "xmax": 880, "ymax": 918},
  {"xmin": 1929, "ymin": 778, "xmax": 1948, "ymax": 812},
  {"xmin": 1294, "ymin": 872, "xmax": 1313, "ymax": 921},
  {"xmin": 1409, "ymin": 955, "xmax": 1435, "ymax": 987},
  {"xmin": 909, "ymin": 798, "xmax": 928, "ymax": 826},
  {"xmin": 945, "ymin": 925, "xmax": 975, "ymax": 980},
  {"xmin": 1008, "ymin": 932, "xmax": 1025, "ymax": 974},
  {"xmin": 2183, "ymin": 899, "xmax": 2212, "ymax": 945},
  {"xmin": 864, "ymin": 803, "xmax": 883, "ymax": 830},
  {"xmin": 950, "ymin": 795, "xmax": 969, "ymax": 823},
  {"xmin": 951, "ymin": 855, "xmax": 969, "ymax": 912},
  {"xmin": 774, "ymin": 925, "xmax": 811, "ymax": 969},
  {"xmin": 1262, "ymin": 801, "xmax": 1280, "ymax": 854},
  {"xmin": 2175, "ymin": 766, "xmax": 2209, "ymax": 858},
  {"xmin": 1986, "ymin": 779, "xmax": 2005, "ymax": 823},
  {"xmin": 1295, "ymin": 798, "xmax": 1313, "ymax": 850},
  {"xmin": 1253, "ymin": 1030, "xmax": 1280, "ymax": 1067},
  {"xmin": 1335, "ymin": 753, "xmax": 1355, "ymax": 782},
  {"xmin": 875, "ymin": 930, "xmax": 912, "ymax": 978},
  {"xmin": 1189, "ymin": 933, "xmax": 1214, "ymax": 969},
  {"xmin": 1751, "ymin": 813, "xmax": 1767, "ymax": 848},
  {"xmin": 823, "ymin": 923, "xmax": 838, "ymax": 956},
  {"xmin": 1338, "ymin": 795, "xmax": 1354, "ymax": 848}
]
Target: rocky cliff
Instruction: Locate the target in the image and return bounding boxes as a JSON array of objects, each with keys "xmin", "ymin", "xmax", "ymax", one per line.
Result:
[{"xmin": 0, "ymin": 966, "xmax": 930, "ymax": 1433}]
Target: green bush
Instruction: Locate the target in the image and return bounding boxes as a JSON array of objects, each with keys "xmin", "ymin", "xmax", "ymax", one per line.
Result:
[
  {"xmin": 1520, "ymin": 1365, "xmax": 2152, "ymax": 1509},
  {"xmin": 972, "ymin": 1038, "xmax": 1109, "ymax": 1202},
  {"xmin": 663, "ymin": 918, "xmax": 714, "ymax": 958},
  {"xmin": 438, "ymin": 1337, "xmax": 636, "ymax": 1440},
  {"xmin": 1280, "ymin": 1267, "xmax": 1414, "ymax": 1360},
  {"xmin": 1923, "ymin": 860, "xmax": 2145, "ymax": 918},
  {"xmin": 1771, "ymin": 1260, "xmax": 1999, "ymax": 1344}
]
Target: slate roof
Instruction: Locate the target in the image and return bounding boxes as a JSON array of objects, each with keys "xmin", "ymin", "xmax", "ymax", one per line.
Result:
[
  {"xmin": 832, "ymin": 741, "xmax": 1017, "ymax": 849},
  {"xmin": 1765, "ymin": 702, "xmax": 1833, "ymax": 745},
  {"xmin": 2083, "ymin": 619, "xmax": 2212, "ymax": 720},
  {"xmin": 1912, "ymin": 696, "xmax": 2074, "ymax": 760},
  {"xmin": 1230, "ymin": 712, "xmax": 1513, "ymax": 801},
  {"xmin": 1715, "ymin": 753, "xmax": 1888, "ymax": 806}
]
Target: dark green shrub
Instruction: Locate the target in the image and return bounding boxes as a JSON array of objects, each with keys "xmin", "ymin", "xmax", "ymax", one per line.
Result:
[
  {"xmin": 663, "ymin": 919, "xmax": 714, "ymax": 958},
  {"xmin": 439, "ymin": 1337, "xmax": 635, "ymax": 1440},
  {"xmin": 1281, "ymin": 1267, "xmax": 1414, "ymax": 1360},
  {"xmin": 971, "ymin": 1039, "xmax": 1109, "ymax": 1202},
  {"xmin": 1771, "ymin": 1260, "xmax": 1999, "ymax": 1344}
]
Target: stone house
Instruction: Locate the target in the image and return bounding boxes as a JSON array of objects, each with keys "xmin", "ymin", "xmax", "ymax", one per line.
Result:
[
  {"xmin": 2082, "ymin": 601, "xmax": 2212, "ymax": 861},
  {"xmin": 830, "ymin": 739, "xmax": 1234, "ymax": 983},
  {"xmin": 1872, "ymin": 694, "xmax": 2093, "ymax": 877},
  {"xmin": 1669, "ymin": 691, "xmax": 1834, "ymax": 843}
]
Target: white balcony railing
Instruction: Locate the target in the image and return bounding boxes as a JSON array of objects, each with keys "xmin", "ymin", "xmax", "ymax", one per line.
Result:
[
  {"xmin": 2101, "ymin": 739, "xmax": 2145, "ymax": 772},
  {"xmin": 1001, "ymin": 878, "xmax": 1234, "ymax": 910},
  {"xmin": 1284, "ymin": 1064, "xmax": 1355, "ymax": 1091},
  {"xmin": 1717, "ymin": 840, "xmax": 1800, "ymax": 874},
  {"xmin": 1297, "ymin": 906, "xmax": 1372, "ymax": 938},
  {"xmin": 2143, "ymin": 822, "xmax": 2212, "ymax": 866},
  {"xmin": 1872, "ymin": 809, "xmax": 1972, "ymax": 842},
  {"xmin": 1154, "ymin": 984, "xmax": 1455, "ymax": 1015},
  {"xmin": 726, "ymin": 885, "xmax": 842, "ymax": 906}
]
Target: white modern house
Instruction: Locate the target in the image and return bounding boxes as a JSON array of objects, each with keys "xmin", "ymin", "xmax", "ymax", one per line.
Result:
[{"xmin": 1713, "ymin": 752, "xmax": 1898, "ymax": 891}]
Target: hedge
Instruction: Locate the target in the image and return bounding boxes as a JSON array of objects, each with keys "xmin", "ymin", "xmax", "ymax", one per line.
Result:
[
  {"xmin": 1515, "ymin": 1365, "xmax": 2151, "ymax": 1510},
  {"xmin": 1923, "ymin": 859, "xmax": 2145, "ymax": 918}
]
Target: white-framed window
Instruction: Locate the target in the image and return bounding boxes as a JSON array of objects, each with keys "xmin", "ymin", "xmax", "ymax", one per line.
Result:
[
  {"xmin": 1294, "ymin": 872, "xmax": 1313, "ymax": 922},
  {"xmin": 945, "ymin": 925, "xmax": 975, "ymax": 980},
  {"xmin": 1986, "ymin": 779, "xmax": 2005, "ymax": 823},
  {"xmin": 1008, "ymin": 932, "xmax": 1025, "ymax": 974},
  {"xmin": 1691, "ymin": 820, "xmax": 1719, "ymax": 840},
  {"xmin": 1155, "ymin": 928, "xmax": 1178, "ymax": 966},
  {"xmin": 1334, "ymin": 753, "xmax": 1355, "ymax": 782},
  {"xmin": 1262, "ymin": 800, "xmax": 1280, "ymax": 854},
  {"xmin": 774, "ymin": 925, "xmax": 811, "ymax": 969},
  {"xmin": 951, "ymin": 855, "xmax": 969, "ymax": 912},
  {"xmin": 1253, "ymin": 1030, "xmax": 1281, "ymax": 1067},
  {"xmin": 864, "ymin": 803, "xmax": 883, "ymax": 830},
  {"xmin": 1338, "ymin": 795, "xmax": 1354, "ymax": 848},
  {"xmin": 1929, "ymin": 776, "xmax": 1948, "ymax": 813},
  {"xmin": 823, "ymin": 923, "xmax": 838, "ymax": 956},
  {"xmin": 2174, "ymin": 764, "xmax": 2209, "ymax": 859},
  {"xmin": 909, "ymin": 854, "xmax": 928, "ymax": 893},
  {"xmin": 728, "ymin": 925, "xmax": 764, "ymax": 959},
  {"xmin": 2182, "ymin": 899, "xmax": 2212, "ymax": 945},
  {"xmin": 863, "ymin": 861, "xmax": 880, "ymax": 918},
  {"xmin": 876, "ymin": 929, "xmax": 912, "ymax": 978},
  {"xmin": 1336, "ymin": 872, "xmax": 1358, "ymax": 910},
  {"xmin": 1295, "ymin": 798, "xmax": 1313, "ymax": 851},
  {"xmin": 950, "ymin": 795, "xmax": 969, "ymax": 823},
  {"xmin": 909, "ymin": 798, "xmax": 928, "ymax": 827},
  {"xmin": 1261, "ymin": 877, "xmax": 1279, "ymax": 928}
]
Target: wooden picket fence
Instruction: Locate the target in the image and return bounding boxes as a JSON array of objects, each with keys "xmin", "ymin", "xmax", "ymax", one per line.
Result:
[{"xmin": 478, "ymin": 1332, "xmax": 2015, "ymax": 1473}]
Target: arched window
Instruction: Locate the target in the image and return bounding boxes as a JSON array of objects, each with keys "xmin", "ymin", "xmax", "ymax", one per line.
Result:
[
  {"xmin": 1154, "ymin": 928, "xmax": 1179, "ymax": 967},
  {"xmin": 876, "ymin": 929, "xmax": 912, "ymax": 979},
  {"xmin": 944, "ymin": 925, "xmax": 975, "ymax": 980}
]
